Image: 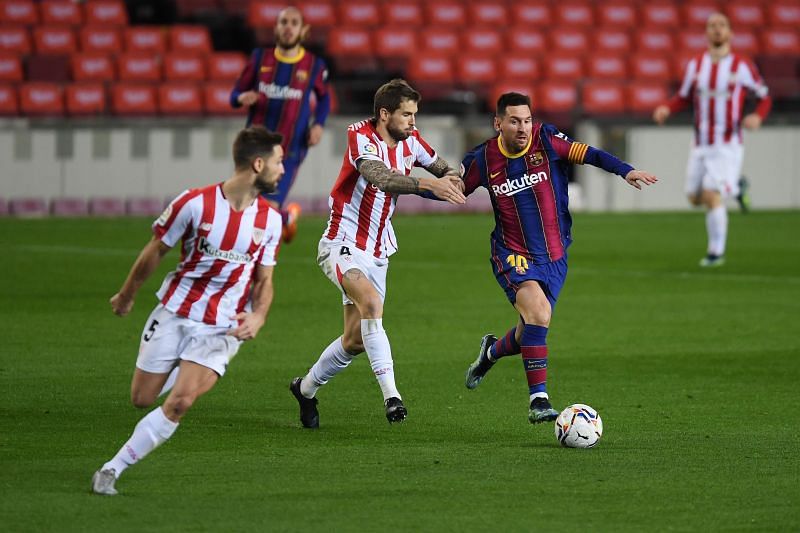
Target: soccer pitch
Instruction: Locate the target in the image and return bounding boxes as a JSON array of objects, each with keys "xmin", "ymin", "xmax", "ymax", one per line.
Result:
[{"xmin": 2, "ymin": 211, "xmax": 798, "ymax": 532}]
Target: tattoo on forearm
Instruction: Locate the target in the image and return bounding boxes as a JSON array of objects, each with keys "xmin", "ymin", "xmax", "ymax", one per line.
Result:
[
  {"xmin": 425, "ymin": 157, "xmax": 458, "ymax": 178},
  {"xmin": 357, "ymin": 159, "xmax": 420, "ymax": 194}
]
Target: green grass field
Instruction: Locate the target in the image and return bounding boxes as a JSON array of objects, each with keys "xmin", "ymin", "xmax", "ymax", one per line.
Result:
[{"xmin": 2, "ymin": 210, "xmax": 799, "ymax": 532}]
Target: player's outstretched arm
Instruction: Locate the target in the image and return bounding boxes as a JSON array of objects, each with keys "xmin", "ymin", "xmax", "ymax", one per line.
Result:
[
  {"xmin": 229, "ymin": 265, "xmax": 274, "ymax": 341},
  {"xmin": 110, "ymin": 237, "xmax": 171, "ymax": 317},
  {"xmin": 624, "ymin": 170, "xmax": 659, "ymax": 190}
]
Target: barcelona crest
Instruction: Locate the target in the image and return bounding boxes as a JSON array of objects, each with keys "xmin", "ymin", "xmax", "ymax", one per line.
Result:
[{"xmin": 528, "ymin": 151, "xmax": 544, "ymax": 166}]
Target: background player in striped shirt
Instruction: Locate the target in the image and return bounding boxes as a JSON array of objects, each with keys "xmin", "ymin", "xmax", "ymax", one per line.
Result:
[
  {"xmin": 290, "ymin": 79, "xmax": 465, "ymax": 427},
  {"xmin": 231, "ymin": 6, "xmax": 331, "ymax": 243},
  {"xmin": 92, "ymin": 127, "xmax": 284, "ymax": 495},
  {"xmin": 463, "ymin": 93, "xmax": 657, "ymax": 424},
  {"xmin": 653, "ymin": 13, "xmax": 771, "ymax": 268}
]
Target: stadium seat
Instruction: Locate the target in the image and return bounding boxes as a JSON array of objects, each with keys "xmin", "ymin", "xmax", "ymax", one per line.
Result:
[
  {"xmin": 79, "ymin": 26, "xmax": 121, "ymax": 54},
  {"xmin": 0, "ymin": 84, "xmax": 18, "ymax": 115},
  {"xmin": 0, "ymin": 26, "xmax": 31, "ymax": 54},
  {"xmin": 169, "ymin": 25, "xmax": 212, "ymax": 53},
  {"xmin": 630, "ymin": 54, "xmax": 673, "ymax": 81},
  {"xmin": 158, "ymin": 83, "xmax": 203, "ymax": 115},
  {"xmin": 0, "ymin": 53, "xmax": 23, "ymax": 82},
  {"xmin": 124, "ymin": 27, "xmax": 167, "ymax": 54},
  {"xmin": 51, "ymin": 198, "xmax": 89, "ymax": 216},
  {"xmin": 117, "ymin": 54, "xmax": 161, "ymax": 82},
  {"xmin": 89, "ymin": 197, "xmax": 125, "ymax": 216},
  {"xmin": 383, "ymin": 2, "xmax": 422, "ymax": 25},
  {"xmin": 597, "ymin": 2, "xmax": 637, "ymax": 28},
  {"xmin": 373, "ymin": 28, "xmax": 416, "ymax": 72},
  {"xmin": 203, "ymin": 81, "xmax": 245, "ymax": 115},
  {"xmin": 338, "ymin": 1, "xmax": 380, "ymax": 26},
  {"xmin": 543, "ymin": 54, "xmax": 584, "ymax": 82},
  {"xmin": 761, "ymin": 29, "xmax": 800, "ymax": 55},
  {"xmin": 248, "ymin": 1, "xmax": 283, "ymax": 26},
  {"xmin": 726, "ymin": 2, "xmax": 765, "ymax": 29},
  {"xmin": 0, "ymin": 0, "xmax": 37, "ymax": 25},
  {"xmin": 582, "ymin": 81, "xmax": 626, "ymax": 115},
  {"xmin": 406, "ymin": 54, "xmax": 454, "ymax": 84},
  {"xmin": 40, "ymin": 1, "xmax": 83, "ymax": 25},
  {"xmin": 33, "ymin": 26, "xmax": 77, "ymax": 54},
  {"xmin": 767, "ymin": 2, "xmax": 800, "ymax": 28},
  {"xmin": 19, "ymin": 82, "xmax": 63, "ymax": 116},
  {"xmin": 641, "ymin": 4, "xmax": 680, "ymax": 28},
  {"xmin": 419, "ymin": 28, "xmax": 459, "ymax": 56},
  {"xmin": 682, "ymin": 2, "xmax": 720, "ymax": 27},
  {"xmin": 509, "ymin": 3, "xmax": 551, "ymax": 25},
  {"xmin": 84, "ymin": 0, "xmax": 128, "ymax": 26},
  {"xmin": 425, "ymin": 3, "xmax": 467, "ymax": 26},
  {"xmin": 635, "ymin": 30, "xmax": 674, "ymax": 53},
  {"xmin": 111, "ymin": 83, "xmax": 157, "ymax": 115},
  {"xmin": 72, "ymin": 53, "xmax": 115, "ymax": 82},
  {"xmin": 553, "ymin": 2, "xmax": 594, "ymax": 27},
  {"xmin": 164, "ymin": 53, "xmax": 206, "ymax": 81},
  {"xmin": 296, "ymin": 1, "xmax": 337, "ymax": 27},
  {"xmin": 26, "ymin": 54, "xmax": 70, "ymax": 82},
  {"xmin": 731, "ymin": 31, "xmax": 760, "ymax": 56},
  {"xmin": 593, "ymin": 30, "xmax": 632, "ymax": 54},
  {"xmin": 468, "ymin": 3, "xmax": 508, "ymax": 26},
  {"xmin": 65, "ymin": 82, "xmax": 107, "ymax": 116},
  {"xmin": 626, "ymin": 81, "xmax": 669, "ymax": 114},
  {"xmin": 497, "ymin": 55, "xmax": 540, "ymax": 80},
  {"xmin": 508, "ymin": 30, "xmax": 547, "ymax": 54},
  {"xmin": 207, "ymin": 52, "xmax": 247, "ymax": 82},
  {"xmin": 587, "ymin": 54, "xmax": 628, "ymax": 80},
  {"xmin": 538, "ymin": 82, "xmax": 577, "ymax": 113},
  {"xmin": 454, "ymin": 55, "xmax": 497, "ymax": 87},
  {"xmin": 676, "ymin": 30, "xmax": 707, "ymax": 53},
  {"xmin": 549, "ymin": 29, "xmax": 589, "ymax": 54},
  {"xmin": 326, "ymin": 27, "xmax": 376, "ymax": 74},
  {"xmin": 462, "ymin": 28, "xmax": 502, "ymax": 55},
  {"xmin": 489, "ymin": 81, "xmax": 536, "ymax": 110}
]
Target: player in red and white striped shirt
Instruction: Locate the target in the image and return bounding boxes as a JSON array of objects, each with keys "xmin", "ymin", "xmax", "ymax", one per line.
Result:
[
  {"xmin": 653, "ymin": 13, "xmax": 771, "ymax": 267},
  {"xmin": 290, "ymin": 79, "xmax": 465, "ymax": 427},
  {"xmin": 92, "ymin": 127, "xmax": 284, "ymax": 496}
]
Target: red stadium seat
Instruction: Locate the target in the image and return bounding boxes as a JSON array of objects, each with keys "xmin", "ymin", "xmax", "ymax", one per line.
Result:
[
  {"xmin": 731, "ymin": 31, "xmax": 760, "ymax": 56},
  {"xmin": 462, "ymin": 28, "xmax": 502, "ymax": 55},
  {"xmin": 117, "ymin": 53, "xmax": 161, "ymax": 82},
  {"xmin": 676, "ymin": 30, "xmax": 707, "ymax": 53},
  {"xmin": 79, "ymin": 26, "xmax": 121, "ymax": 53},
  {"xmin": 164, "ymin": 53, "xmax": 206, "ymax": 81},
  {"xmin": 373, "ymin": 28, "xmax": 417, "ymax": 59},
  {"xmin": 549, "ymin": 29, "xmax": 589, "ymax": 54},
  {"xmin": 767, "ymin": 3, "xmax": 800, "ymax": 28},
  {"xmin": 497, "ymin": 55, "xmax": 540, "ymax": 80},
  {"xmin": 248, "ymin": 1, "xmax": 283, "ymax": 27},
  {"xmin": 419, "ymin": 28, "xmax": 459, "ymax": 56},
  {"xmin": 383, "ymin": 2, "xmax": 421, "ymax": 25},
  {"xmin": 538, "ymin": 82, "xmax": 577, "ymax": 113},
  {"xmin": 582, "ymin": 81, "xmax": 626, "ymax": 115},
  {"xmin": 635, "ymin": 30, "xmax": 674, "ymax": 53},
  {"xmin": 65, "ymin": 83, "xmax": 106, "ymax": 115},
  {"xmin": 72, "ymin": 53, "xmax": 115, "ymax": 82},
  {"xmin": 84, "ymin": 0, "xmax": 128, "ymax": 26},
  {"xmin": 0, "ymin": 84, "xmax": 18, "ymax": 115},
  {"xmin": 338, "ymin": 2, "xmax": 380, "ymax": 26},
  {"xmin": 468, "ymin": 3, "xmax": 508, "ymax": 26},
  {"xmin": 553, "ymin": 2, "xmax": 594, "ymax": 27},
  {"xmin": 509, "ymin": 3, "xmax": 550, "ymax": 25},
  {"xmin": 296, "ymin": 0, "xmax": 337, "ymax": 27},
  {"xmin": 169, "ymin": 26, "xmax": 212, "ymax": 53},
  {"xmin": 124, "ymin": 27, "xmax": 167, "ymax": 54},
  {"xmin": 593, "ymin": 30, "xmax": 632, "ymax": 54},
  {"xmin": 0, "ymin": 53, "xmax": 23, "ymax": 82},
  {"xmin": 507, "ymin": 29, "xmax": 546, "ymax": 54},
  {"xmin": 454, "ymin": 55, "xmax": 497, "ymax": 86},
  {"xmin": 761, "ymin": 29, "xmax": 800, "ymax": 55},
  {"xmin": 207, "ymin": 52, "xmax": 247, "ymax": 81},
  {"xmin": 0, "ymin": 0, "xmax": 37, "ymax": 25},
  {"xmin": 33, "ymin": 26, "xmax": 77, "ymax": 54},
  {"xmin": 0, "ymin": 26, "xmax": 31, "ymax": 54},
  {"xmin": 627, "ymin": 82, "xmax": 669, "ymax": 114},
  {"xmin": 587, "ymin": 54, "xmax": 628, "ymax": 80},
  {"xmin": 19, "ymin": 82, "xmax": 63, "ymax": 116},
  {"xmin": 204, "ymin": 81, "xmax": 245, "ymax": 115},
  {"xmin": 40, "ymin": 1, "xmax": 83, "ymax": 25},
  {"xmin": 406, "ymin": 54, "xmax": 454, "ymax": 84},
  {"xmin": 682, "ymin": 2, "xmax": 719, "ymax": 28},
  {"xmin": 489, "ymin": 81, "xmax": 536, "ymax": 110},
  {"xmin": 641, "ymin": 4, "xmax": 680, "ymax": 28},
  {"xmin": 597, "ymin": 2, "xmax": 637, "ymax": 28},
  {"xmin": 726, "ymin": 2, "xmax": 764, "ymax": 29},
  {"xmin": 543, "ymin": 54, "xmax": 584, "ymax": 81},
  {"xmin": 326, "ymin": 27, "xmax": 376, "ymax": 73},
  {"xmin": 426, "ymin": 2, "xmax": 467, "ymax": 26},
  {"xmin": 111, "ymin": 83, "xmax": 157, "ymax": 115},
  {"xmin": 630, "ymin": 54, "xmax": 673, "ymax": 81},
  {"xmin": 158, "ymin": 83, "xmax": 203, "ymax": 115}
]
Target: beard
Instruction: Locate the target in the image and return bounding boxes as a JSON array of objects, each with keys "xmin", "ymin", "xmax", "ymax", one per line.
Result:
[
  {"xmin": 387, "ymin": 123, "xmax": 411, "ymax": 143},
  {"xmin": 255, "ymin": 172, "xmax": 279, "ymax": 195},
  {"xmin": 276, "ymin": 33, "xmax": 302, "ymax": 50}
]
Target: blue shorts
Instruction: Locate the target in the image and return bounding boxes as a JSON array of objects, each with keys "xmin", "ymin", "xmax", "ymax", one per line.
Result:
[
  {"xmin": 491, "ymin": 244, "xmax": 568, "ymax": 309},
  {"xmin": 265, "ymin": 149, "xmax": 307, "ymax": 207}
]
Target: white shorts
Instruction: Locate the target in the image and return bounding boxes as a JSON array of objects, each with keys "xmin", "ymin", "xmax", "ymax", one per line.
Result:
[
  {"xmin": 685, "ymin": 142, "xmax": 744, "ymax": 199},
  {"xmin": 135, "ymin": 305, "xmax": 243, "ymax": 376},
  {"xmin": 317, "ymin": 240, "xmax": 388, "ymax": 305}
]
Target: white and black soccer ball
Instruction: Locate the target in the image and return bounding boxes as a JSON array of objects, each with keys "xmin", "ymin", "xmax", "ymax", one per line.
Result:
[{"xmin": 554, "ymin": 404, "xmax": 603, "ymax": 448}]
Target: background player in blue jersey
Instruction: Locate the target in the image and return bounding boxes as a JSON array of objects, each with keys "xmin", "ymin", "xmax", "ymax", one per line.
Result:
[
  {"xmin": 231, "ymin": 6, "xmax": 331, "ymax": 242},
  {"xmin": 461, "ymin": 93, "xmax": 658, "ymax": 424}
]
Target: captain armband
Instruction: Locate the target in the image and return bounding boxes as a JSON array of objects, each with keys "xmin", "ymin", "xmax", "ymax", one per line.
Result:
[{"xmin": 567, "ymin": 142, "xmax": 589, "ymax": 164}]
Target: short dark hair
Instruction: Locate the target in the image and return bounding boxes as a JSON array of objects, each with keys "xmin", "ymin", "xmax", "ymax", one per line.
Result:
[
  {"xmin": 232, "ymin": 126, "xmax": 283, "ymax": 170},
  {"xmin": 496, "ymin": 92, "xmax": 532, "ymax": 117},
  {"xmin": 373, "ymin": 78, "xmax": 421, "ymax": 118}
]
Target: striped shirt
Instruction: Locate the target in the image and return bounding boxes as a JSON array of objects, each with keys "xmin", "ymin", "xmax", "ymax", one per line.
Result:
[
  {"xmin": 670, "ymin": 51, "xmax": 771, "ymax": 146},
  {"xmin": 152, "ymin": 183, "xmax": 282, "ymax": 327},
  {"xmin": 322, "ymin": 119, "xmax": 438, "ymax": 258}
]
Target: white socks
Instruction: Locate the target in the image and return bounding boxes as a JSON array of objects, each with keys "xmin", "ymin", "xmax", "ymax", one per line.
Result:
[
  {"xmin": 102, "ymin": 406, "xmax": 178, "ymax": 478},
  {"xmin": 301, "ymin": 337, "xmax": 355, "ymax": 398},
  {"xmin": 361, "ymin": 318, "xmax": 400, "ymax": 401},
  {"xmin": 706, "ymin": 205, "xmax": 728, "ymax": 256}
]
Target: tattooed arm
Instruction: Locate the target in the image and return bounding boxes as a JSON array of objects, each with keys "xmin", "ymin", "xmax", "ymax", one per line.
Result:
[
  {"xmin": 424, "ymin": 156, "xmax": 460, "ymax": 178},
  {"xmin": 356, "ymin": 159, "xmax": 466, "ymax": 204}
]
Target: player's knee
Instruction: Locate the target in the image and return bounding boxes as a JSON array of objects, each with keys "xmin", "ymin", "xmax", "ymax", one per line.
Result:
[
  {"xmin": 130, "ymin": 389, "xmax": 156, "ymax": 409},
  {"xmin": 359, "ymin": 298, "xmax": 383, "ymax": 319},
  {"xmin": 163, "ymin": 393, "xmax": 195, "ymax": 420},
  {"xmin": 342, "ymin": 332, "xmax": 364, "ymax": 354}
]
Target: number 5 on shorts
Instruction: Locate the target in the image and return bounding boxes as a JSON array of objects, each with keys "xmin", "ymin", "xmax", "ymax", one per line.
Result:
[{"xmin": 143, "ymin": 319, "xmax": 159, "ymax": 342}]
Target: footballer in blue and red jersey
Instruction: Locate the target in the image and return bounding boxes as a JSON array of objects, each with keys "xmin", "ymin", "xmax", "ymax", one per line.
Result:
[{"xmin": 230, "ymin": 7, "xmax": 330, "ymax": 209}]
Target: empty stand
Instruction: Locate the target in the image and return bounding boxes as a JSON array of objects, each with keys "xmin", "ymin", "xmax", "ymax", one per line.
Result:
[
  {"xmin": 635, "ymin": 30, "xmax": 674, "ymax": 54},
  {"xmin": 544, "ymin": 54, "xmax": 584, "ymax": 82},
  {"xmin": 33, "ymin": 26, "xmax": 77, "ymax": 54},
  {"xmin": 84, "ymin": 0, "xmax": 128, "ymax": 26},
  {"xmin": 597, "ymin": 3, "xmax": 637, "ymax": 28},
  {"xmin": 248, "ymin": 1, "xmax": 284, "ymax": 27},
  {"xmin": 0, "ymin": 53, "xmax": 23, "ymax": 82},
  {"xmin": 676, "ymin": 30, "xmax": 707, "ymax": 53},
  {"xmin": 731, "ymin": 31, "xmax": 760, "ymax": 56},
  {"xmin": 169, "ymin": 26, "xmax": 212, "ymax": 54},
  {"xmin": 0, "ymin": 27, "xmax": 31, "ymax": 54},
  {"xmin": 587, "ymin": 54, "xmax": 628, "ymax": 81},
  {"xmin": 0, "ymin": 0, "xmax": 37, "ymax": 26},
  {"xmin": 682, "ymin": 2, "xmax": 720, "ymax": 27},
  {"xmin": 761, "ymin": 29, "xmax": 800, "ymax": 55},
  {"xmin": 582, "ymin": 82, "xmax": 626, "ymax": 115},
  {"xmin": 51, "ymin": 198, "xmax": 89, "ymax": 216},
  {"xmin": 19, "ymin": 82, "xmax": 63, "ymax": 115},
  {"xmin": 549, "ymin": 29, "xmax": 590, "ymax": 54},
  {"xmin": 117, "ymin": 53, "xmax": 161, "ymax": 82},
  {"xmin": 509, "ymin": 30, "xmax": 547, "ymax": 55},
  {"xmin": 726, "ymin": 2, "xmax": 765, "ymax": 29},
  {"xmin": 641, "ymin": 4, "xmax": 680, "ymax": 28},
  {"xmin": 768, "ymin": 2, "xmax": 800, "ymax": 27},
  {"xmin": 126, "ymin": 197, "xmax": 163, "ymax": 216},
  {"xmin": 455, "ymin": 55, "xmax": 496, "ymax": 87},
  {"xmin": 111, "ymin": 83, "xmax": 157, "ymax": 115},
  {"xmin": 553, "ymin": 2, "xmax": 594, "ymax": 27},
  {"xmin": 40, "ymin": 1, "xmax": 83, "ymax": 26},
  {"xmin": 462, "ymin": 28, "xmax": 503, "ymax": 56},
  {"xmin": 79, "ymin": 26, "xmax": 122, "ymax": 53},
  {"xmin": 627, "ymin": 82, "xmax": 670, "ymax": 114},
  {"xmin": 26, "ymin": 55, "xmax": 70, "ymax": 82},
  {"xmin": 297, "ymin": 0, "xmax": 337, "ymax": 27},
  {"xmin": 425, "ymin": 3, "xmax": 467, "ymax": 26},
  {"xmin": 158, "ymin": 83, "xmax": 203, "ymax": 115},
  {"xmin": 407, "ymin": 54, "xmax": 454, "ymax": 84},
  {"xmin": 630, "ymin": 54, "xmax": 674, "ymax": 81},
  {"xmin": 10, "ymin": 198, "xmax": 48, "ymax": 216},
  {"xmin": 207, "ymin": 52, "xmax": 247, "ymax": 81},
  {"xmin": 383, "ymin": 2, "xmax": 422, "ymax": 25},
  {"xmin": 538, "ymin": 82, "xmax": 578, "ymax": 113},
  {"xmin": 497, "ymin": 55, "xmax": 540, "ymax": 80},
  {"xmin": 0, "ymin": 84, "xmax": 18, "ymax": 115},
  {"xmin": 468, "ymin": 4, "xmax": 507, "ymax": 26},
  {"xmin": 124, "ymin": 27, "xmax": 167, "ymax": 54},
  {"xmin": 72, "ymin": 53, "xmax": 115, "ymax": 82},
  {"xmin": 509, "ymin": 3, "xmax": 550, "ymax": 25},
  {"xmin": 593, "ymin": 30, "xmax": 632, "ymax": 54},
  {"xmin": 65, "ymin": 83, "xmax": 106, "ymax": 115},
  {"xmin": 326, "ymin": 27, "xmax": 376, "ymax": 73},
  {"xmin": 164, "ymin": 53, "xmax": 206, "ymax": 81},
  {"xmin": 338, "ymin": 2, "xmax": 380, "ymax": 26},
  {"xmin": 204, "ymin": 81, "xmax": 244, "ymax": 115},
  {"xmin": 89, "ymin": 197, "xmax": 125, "ymax": 216},
  {"xmin": 419, "ymin": 28, "xmax": 460, "ymax": 56}
]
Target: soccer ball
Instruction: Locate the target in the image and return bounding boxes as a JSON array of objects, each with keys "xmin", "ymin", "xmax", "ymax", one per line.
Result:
[{"xmin": 554, "ymin": 404, "xmax": 603, "ymax": 448}]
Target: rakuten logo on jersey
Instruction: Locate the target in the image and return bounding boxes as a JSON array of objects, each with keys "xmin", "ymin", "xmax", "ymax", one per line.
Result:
[
  {"xmin": 491, "ymin": 172, "xmax": 548, "ymax": 197},
  {"xmin": 198, "ymin": 237, "xmax": 252, "ymax": 264},
  {"xmin": 259, "ymin": 82, "xmax": 302, "ymax": 100}
]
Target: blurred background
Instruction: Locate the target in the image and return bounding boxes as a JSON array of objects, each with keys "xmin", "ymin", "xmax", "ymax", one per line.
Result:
[{"xmin": 0, "ymin": 0, "xmax": 798, "ymax": 216}]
